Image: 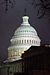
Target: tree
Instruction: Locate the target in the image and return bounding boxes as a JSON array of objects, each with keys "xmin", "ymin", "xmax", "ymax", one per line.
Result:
[
  {"xmin": 28, "ymin": 0, "xmax": 50, "ymax": 20},
  {"xmin": 0, "ymin": 0, "xmax": 15, "ymax": 11},
  {"xmin": 0, "ymin": 0, "xmax": 50, "ymax": 20}
]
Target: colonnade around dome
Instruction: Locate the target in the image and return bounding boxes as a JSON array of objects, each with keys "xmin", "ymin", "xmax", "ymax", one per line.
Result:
[
  {"xmin": 8, "ymin": 38, "xmax": 40, "ymax": 59},
  {"xmin": 8, "ymin": 49, "xmax": 26, "ymax": 58},
  {"xmin": 11, "ymin": 39, "xmax": 40, "ymax": 45}
]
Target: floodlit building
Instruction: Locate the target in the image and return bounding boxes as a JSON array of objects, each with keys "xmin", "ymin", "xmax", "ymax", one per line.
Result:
[
  {"xmin": 0, "ymin": 10, "xmax": 41, "ymax": 75},
  {"xmin": 7, "ymin": 11, "xmax": 41, "ymax": 62}
]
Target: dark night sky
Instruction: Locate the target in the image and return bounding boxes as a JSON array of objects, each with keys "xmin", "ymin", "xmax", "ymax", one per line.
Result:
[{"xmin": 0, "ymin": 0, "xmax": 50, "ymax": 62}]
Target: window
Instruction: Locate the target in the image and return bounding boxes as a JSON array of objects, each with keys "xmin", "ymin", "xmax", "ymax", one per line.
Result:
[
  {"xmin": 34, "ymin": 40, "xmax": 35, "ymax": 44},
  {"xmin": 15, "ymin": 51, "xmax": 17, "ymax": 56},
  {"xmin": 25, "ymin": 40, "xmax": 26, "ymax": 44},
  {"xmin": 17, "ymin": 40, "xmax": 18, "ymax": 44},
  {"xmin": 22, "ymin": 40, "xmax": 23, "ymax": 44},
  {"xmin": 32, "ymin": 40, "xmax": 33, "ymax": 44},
  {"xmin": 36, "ymin": 41, "xmax": 37, "ymax": 44},
  {"xmin": 12, "ymin": 50, "xmax": 14, "ymax": 56},
  {"xmin": 9, "ymin": 50, "xmax": 12, "ymax": 57},
  {"xmin": 24, "ymin": 49, "xmax": 26, "ymax": 52},
  {"xmin": 27, "ymin": 40, "xmax": 29, "ymax": 44},
  {"xmin": 20, "ymin": 40, "xmax": 21, "ymax": 44},
  {"xmin": 19, "ymin": 50, "xmax": 20, "ymax": 55},
  {"xmin": 24, "ymin": 19, "xmax": 27, "ymax": 22},
  {"xmin": 22, "ymin": 50, "xmax": 23, "ymax": 54}
]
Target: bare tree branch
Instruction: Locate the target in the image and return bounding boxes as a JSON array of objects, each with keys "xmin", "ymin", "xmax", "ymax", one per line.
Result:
[
  {"xmin": 0, "ymin": 0, "xmax": 15, "ymax": 12},
  {"xmin": 29, "ymin": 0, "xmax": 50, "ymax": 20}
]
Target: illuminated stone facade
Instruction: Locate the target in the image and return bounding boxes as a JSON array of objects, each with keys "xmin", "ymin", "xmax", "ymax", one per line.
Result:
[
  {"xmin": 8, "ymin": 15, "xmax": 41, "ymax": 61},
  {"xmin": 0, "ymin": 13, "xmax": 41, "ymax": 75}
]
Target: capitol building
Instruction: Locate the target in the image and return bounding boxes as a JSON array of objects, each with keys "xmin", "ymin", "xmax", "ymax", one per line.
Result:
[
  {"xmin": 0, "ymin": 11, "xmax": 41, "ymax": 75},
  {"xmin": 8, "ymin": 12, "xmax": 41, "ymax": 62}
]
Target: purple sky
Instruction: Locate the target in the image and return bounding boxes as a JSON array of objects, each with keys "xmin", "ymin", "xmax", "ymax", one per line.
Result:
[{"xmin": 0, "ymin": 0, "xmax": 50, "ymax": 62}]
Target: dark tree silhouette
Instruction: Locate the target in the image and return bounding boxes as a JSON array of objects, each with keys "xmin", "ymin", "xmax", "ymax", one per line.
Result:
[
  {"xmin": 0, "ymin": 0, "xmax": 50, "ymax": 20},
  {"xmin": 28, "ymin": 0, "xmax": 50, "ymax": 20},
  {"xmin": 0, "ymin": 0, "xmax": 15, "ymax": 11}
]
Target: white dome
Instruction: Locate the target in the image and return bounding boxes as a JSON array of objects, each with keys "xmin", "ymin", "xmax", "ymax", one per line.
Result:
[
  {"xmin": 14, "ymin": 25, "xmax": 37, "ymax": 37},
  {"xmin": 13, "ymin": 16, "xmax": 37, "ymax": 38},
  {"xmin": 8, "ymin": 15, "xmax": 41, "ymax": 61}
]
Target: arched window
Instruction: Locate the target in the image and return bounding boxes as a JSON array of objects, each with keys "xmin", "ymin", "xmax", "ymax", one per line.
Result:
[{"xmin": 19, "ymin": 50, "xmax": 20, "ymax": 55}]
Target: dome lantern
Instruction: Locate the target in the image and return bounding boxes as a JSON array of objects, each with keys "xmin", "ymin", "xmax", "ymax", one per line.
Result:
[{"xmin": 21, "ymin": 8, "xmax": 30, "ymax": 26}]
